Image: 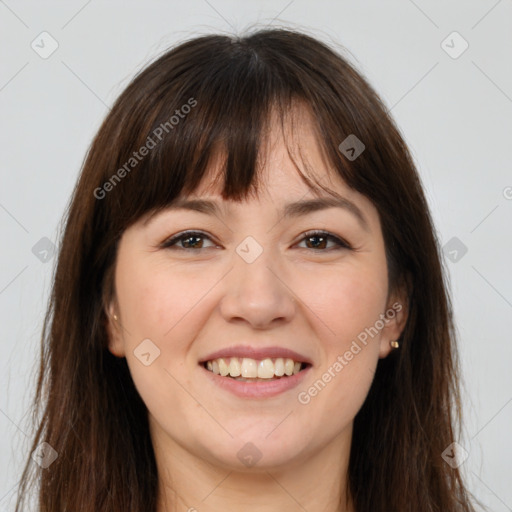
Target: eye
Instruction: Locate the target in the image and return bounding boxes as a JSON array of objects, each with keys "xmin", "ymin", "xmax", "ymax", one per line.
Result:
[
  {"xmin": 159, "ymin": 229, "xmax": 352, "ymax": 252},
  {"xmin": 296, "ymin": 230, "xmax": 352, "ymax": 251},
  {"xmin": 160, "ymin": 230, "xmax": 217, "ymax": 250}
]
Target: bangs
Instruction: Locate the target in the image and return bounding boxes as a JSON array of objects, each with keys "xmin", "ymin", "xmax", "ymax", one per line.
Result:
[
  {"xmin": 96, "ymin": 32, "xmax": 361, "ymax": 233},
  {"xmin": 134, "ymin": 97, "xmax": 341, "ymax": 225}
]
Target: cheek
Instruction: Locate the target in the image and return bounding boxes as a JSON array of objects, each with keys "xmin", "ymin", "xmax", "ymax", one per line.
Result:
[
  {"xmin": 115, "ymin": 258, "xmax": 207, "ymax": 441},
  {"xmin": 294, "ymin": 261, "xmax": 387, "ymax": 417},
  {"xmin": 115, "ymin": 255, "xmax": 210, "ymax": 342},
  {"xmin": 114, "ymin": 257, "xmax": 213, "ymax": 402},
  {"xmin": 303, "ymin": 259, "xmax": 388, "ymax": 349}
]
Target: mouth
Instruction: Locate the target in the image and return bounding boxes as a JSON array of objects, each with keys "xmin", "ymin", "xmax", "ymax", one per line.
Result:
[
  {"xmin": 198, "ymin": 345, "xmax": 313, "ymax": 398},
  {"xmin": 202, "ymin": 357, "xmax": 311, "ymax": 382}
]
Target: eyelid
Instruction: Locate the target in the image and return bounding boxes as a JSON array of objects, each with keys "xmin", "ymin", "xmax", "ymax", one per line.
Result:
[
  {"xmin": 159, "ymin": 229, "xmax": 352, "ymax": 251},
  {"xmin": 297, "ymin": 230, "xmax": 352, "ymax": 250},
  {"xmin": 159, "ymin": 230, "xmax": 217, "ymax": 249}
]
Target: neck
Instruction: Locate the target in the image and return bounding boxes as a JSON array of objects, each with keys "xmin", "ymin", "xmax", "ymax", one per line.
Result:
[{"xmin": 152, "ymin": 421, "xmax": 355, "ymax": 512}]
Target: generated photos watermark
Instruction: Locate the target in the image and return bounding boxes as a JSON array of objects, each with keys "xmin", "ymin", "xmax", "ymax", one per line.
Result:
[
  {"xmin": 297, "ymin": 302, "xmax": 403, "ymax": 405},
  {"xmin": 94, "ymin": 97, "xmax": 197, "ymax": 200}
]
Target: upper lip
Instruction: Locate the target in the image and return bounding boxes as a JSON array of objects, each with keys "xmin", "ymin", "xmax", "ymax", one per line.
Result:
[{"xmin": 199, "ymin": 345, "xmax": 313, "ymax": 365}]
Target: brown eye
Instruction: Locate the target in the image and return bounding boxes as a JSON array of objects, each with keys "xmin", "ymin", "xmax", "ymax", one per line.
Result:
[
  {"xmin": 161, "ymin": 231, "xmax": 216, "ymax": 250},
  {"xmin": 298, "ymin": 231, "xmax": 351, "ymax": 251}
]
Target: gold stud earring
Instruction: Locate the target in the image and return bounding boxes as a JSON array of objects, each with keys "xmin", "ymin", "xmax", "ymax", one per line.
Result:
[
  {"xmin": 113, "ymin": 314, "xmax": 118, "ymax": 321},
  {"xmin": 390, "ymin": 340, "xmax": 399, "ymax": 349}
]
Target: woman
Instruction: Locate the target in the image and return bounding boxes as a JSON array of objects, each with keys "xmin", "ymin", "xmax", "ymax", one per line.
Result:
[{"xmin": 16, "ymin": 27, "xmax": 483, "ymax": 511}]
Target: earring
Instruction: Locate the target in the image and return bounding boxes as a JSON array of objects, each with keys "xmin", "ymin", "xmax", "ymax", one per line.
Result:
[
  {"xmin": 113, "ymin": 314, "xmax": 118, "ymax": 321},
  {"xmin": 390, "ymin": 340, "xmax": 399, "ymax": 349}
]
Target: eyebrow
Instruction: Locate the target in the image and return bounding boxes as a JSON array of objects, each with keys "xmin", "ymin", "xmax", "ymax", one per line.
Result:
[{"xmin": 145, "ymin": 196, "xmax": 370, "ymax": 232}]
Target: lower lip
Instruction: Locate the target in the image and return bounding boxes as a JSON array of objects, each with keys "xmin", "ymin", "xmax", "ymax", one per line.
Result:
[{"xmin": 199, "ymin": 364, "xmax": 311, "ymax": 398}]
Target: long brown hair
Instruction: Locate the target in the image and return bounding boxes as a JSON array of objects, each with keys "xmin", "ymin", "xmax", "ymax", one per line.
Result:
[{"xmin": 16, "ymin": 26, "xmax": 484, "ymax": 511}]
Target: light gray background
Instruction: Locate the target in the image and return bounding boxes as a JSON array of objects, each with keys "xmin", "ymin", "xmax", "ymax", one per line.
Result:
[{"xmin": 1, "ymin": 1, "xmax": 511, "ymax": 511}]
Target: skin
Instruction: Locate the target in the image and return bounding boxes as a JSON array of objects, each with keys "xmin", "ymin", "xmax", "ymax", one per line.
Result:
[{"xmin": 106, "ymin": 106, "xmax": 408, "ymax": 512}]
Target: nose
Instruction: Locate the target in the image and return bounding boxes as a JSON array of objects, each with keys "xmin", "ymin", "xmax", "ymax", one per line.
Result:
[{"xmin": 218, "ymin": 242, "xmax": 296, "ymax": 329}]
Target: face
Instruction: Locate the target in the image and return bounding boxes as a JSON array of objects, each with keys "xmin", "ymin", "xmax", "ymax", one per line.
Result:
[{"xmin": 106, "ymin": 108, "xmax": 407, "ymax": 472}]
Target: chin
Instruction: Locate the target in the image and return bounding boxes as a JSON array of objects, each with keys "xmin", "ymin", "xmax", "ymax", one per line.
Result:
[{"xmin": 199, "ymin": 428, "xmax": 308, "ymax": 471}]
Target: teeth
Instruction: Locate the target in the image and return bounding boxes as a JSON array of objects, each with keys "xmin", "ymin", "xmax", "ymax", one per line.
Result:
[
  {"xmin": 218, "ymin": 358, "xmax": 229, "ymax": 376},
  {"xmin": 274, "ymin": 358, "xmax": 285, "ymax": 376},
  {"xmin": 204, "ymin": 356, "xmax": 305, "ymax": 379},
  {"xmin": 228, "ymin": 357, "xmax": 241, "ymax": 377},
  {"xmin": 284, "ymin": 358, "xmax": 294, "ymax": 376},
  {"xmin": 241, "ymin": 358, "xmax": 258, "ymax": 378},
  {"xmin": 257, "ymin": 358, "xmax": 275, "ymax": 379}
]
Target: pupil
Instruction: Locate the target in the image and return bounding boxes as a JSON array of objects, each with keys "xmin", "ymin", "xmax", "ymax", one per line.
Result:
[
  {"xmin": 308, "ymin": 236, "xmax": 326, "ymax": 249},
  {"xmin": 184, "ymin": 236, "xmax": 201, "ymax": 248}
]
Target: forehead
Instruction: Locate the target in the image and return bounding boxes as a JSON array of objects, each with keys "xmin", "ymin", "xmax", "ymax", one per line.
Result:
[
  {"xmin": 167, "ymin": 132, "xmax": 378, "ymax": 236},
  {"xmin": 136, "ymin": 101, "xmax": 381, "ymax": 235},
  {"xmin": 190, "ymin": 103, "xmax": 351, "ymax": 201}
]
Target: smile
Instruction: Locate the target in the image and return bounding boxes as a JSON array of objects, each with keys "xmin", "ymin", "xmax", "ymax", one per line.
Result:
[{"xmin": 203, "ymin": 357, "xmax": 308, "ymax": 381}]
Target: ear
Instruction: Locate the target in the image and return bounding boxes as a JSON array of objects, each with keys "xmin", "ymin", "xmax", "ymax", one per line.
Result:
[
  {"xmin": 378, "ymin": 281, "xmax": 410, "ymax": 359},
  {"xmin": 105, "ymin": 300, "xmax": 126, "ymax": 358}
]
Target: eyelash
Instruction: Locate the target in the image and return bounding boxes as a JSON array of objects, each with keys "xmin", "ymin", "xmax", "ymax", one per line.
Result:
[{"xmin": 160, "ymin": 230, "xmax": 352, "ymax": 252}]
